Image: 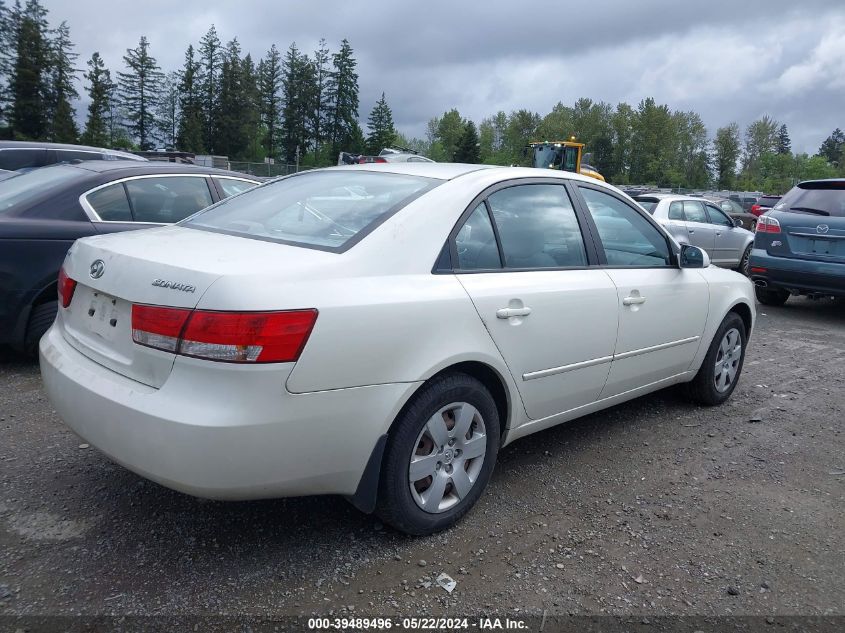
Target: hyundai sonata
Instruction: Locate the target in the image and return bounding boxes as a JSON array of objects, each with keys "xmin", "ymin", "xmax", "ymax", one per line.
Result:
[{"xmin": 40, "ymin": 163, "xmax": 755, "ymax": 535}]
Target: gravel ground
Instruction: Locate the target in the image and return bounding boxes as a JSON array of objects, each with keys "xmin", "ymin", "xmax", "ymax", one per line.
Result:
[{"xmin": 1, "ymin": 297, "xmax": 843, "ymax": 620}]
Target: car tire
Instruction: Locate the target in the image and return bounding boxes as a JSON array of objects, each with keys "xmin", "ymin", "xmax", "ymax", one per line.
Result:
[
  {"xmin": 738, "ymin": 244, "xmax": 752, "ymax": 277},
  {"xmin": 24, "ymin": 301, "xmax": 57, "ymax": 357},
  {"xmin": 687, "ymin": 312, "xmax": 747, "ymax": 406},
  {"xmin": 376, "ymin": 372, "xmax": 500, "ymax": 535},
  {"xmin": 755, "ymin": 286, "xmax": 789, "ymax": 306}
]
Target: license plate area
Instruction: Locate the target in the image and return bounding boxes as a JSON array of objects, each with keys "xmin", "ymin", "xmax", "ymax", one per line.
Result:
[
  {"xmin": 82, "ymin": 291, "xmax": 124, "ymax": 342},
  {"xmin": 810, "ymin": 239, "xmax": 833, "ymax": 255}
]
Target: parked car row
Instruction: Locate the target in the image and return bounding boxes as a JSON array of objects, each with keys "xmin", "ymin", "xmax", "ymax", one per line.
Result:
[
  {"xmin": 0, "ymin": 140, "xmax": 146, "ymax": 171},
  {"xmin": 0, "ymin": 159, "xmax": 259, "ymax": 354}
]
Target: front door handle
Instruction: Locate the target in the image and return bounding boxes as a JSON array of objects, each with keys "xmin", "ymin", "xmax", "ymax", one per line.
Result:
[
  {"xmin": 496, "ymin": 307, "xmax": 532, "ymax": 319},
  {"xmin": 688, "ymin": 229, "xmax": 695, "ymax": 235},
  {"xmin": 622, "ymin": 295, "xmax": 646, "ymax": 306}
]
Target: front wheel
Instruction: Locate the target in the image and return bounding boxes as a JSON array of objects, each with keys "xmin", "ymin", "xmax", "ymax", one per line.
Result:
[
  {"xmin": 755, "ymin": 286, "xmax": 789, "ymax": 306},
  {"xmin": 376, "ymin": 373, "xmax": 500, "ymax": 535},
  {"xmin": 687, "ymin": 312, "xmax": 747, "ymax": 406}
]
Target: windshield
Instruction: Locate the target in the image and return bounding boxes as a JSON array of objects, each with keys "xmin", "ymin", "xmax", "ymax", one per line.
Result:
[
  {"xmin": 184, "ymin": 170, "xmax": 439, "ymax": 251},
  {"xmin": 0, "ymin": 165, "xmax": 83, "ymax": 214},
  {"xmin": 773, "ymin": 182, "xmax": 845, "ymax": 217}
]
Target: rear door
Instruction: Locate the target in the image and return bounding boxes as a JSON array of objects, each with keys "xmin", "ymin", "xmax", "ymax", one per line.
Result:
[
  {"xmin": 453, "ymin": 181, "xmax": 619, "ymax": 421},
  {"xmin": 680, "ymin": 200, "xmax": 716, "ymax": 255},
  {"xmin": 576, "ymin": 185, "xmax": 709, "ymax": 397},
  {"xmin": 705, "ymin": 202, "xmax": 746, "ymax": 266}
]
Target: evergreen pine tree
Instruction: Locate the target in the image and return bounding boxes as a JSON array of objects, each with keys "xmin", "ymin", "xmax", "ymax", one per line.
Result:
[
  {"xmin": 176, "ymin": 44, "xmax": 204, "ymax": 152},
  {"xmin": 117, "ymin": 35, "xmax": 163, "ymax": 150},
  {"xmin": 325, "ymin": 38, "xmax": 358, "ymax": 155},
  {"xmin": 776, "ymin": 124, "xmax": 791, "ymax": 155},
  {"xmin": 0, "ymin": 0, "xmax": 16, "ymax": 129},
  {"xmin": 454, "ymin": 120, "xmax": 480, "ymax": 163},
  {"xmin": 365, "ymin": 92, "xmax": 395, "ymax": 154},
  {"xmin": 818, "ymin": 128, "xmax": 844, "ymax": 165},
  {"xmin": 258, "ymin": 44, "xmax": 282, "ymax": 159},
  {"xmin": 81, "ymin": 52, "xmax": 114, "ymax": 146},
  {"xmin": 311, "ymin": 38, "xmax": 330, "ymax": 161},
  {"xmin": 47, "ymin": 20, "xmax": 79, "ymax": 143},
  {"xmin": 10, "ymin": 0, "xmax": 50, "ymax": 139},
  {"xmin": 239, "ymin": 53, "xmax": 261, "ymax": 160},
  {"xmin": 198, "ymin": 25, "xmax": 224, "ymax": 152},
  {"xmin": 157, "ymin": 70, "xmax": 179, "ymax": 149},
  {"xmin": 280, "ymin": 43, "xmax": 317, "ymax": 163}
]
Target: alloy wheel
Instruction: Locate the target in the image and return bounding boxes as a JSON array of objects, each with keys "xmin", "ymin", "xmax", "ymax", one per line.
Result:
[
  {"xmin": 408, "ymin": 402, "xmax": 487, "ymax": 513},
  {"xmin": 714, "ymin": 327, "xmax": 742, "ymax": 393}
]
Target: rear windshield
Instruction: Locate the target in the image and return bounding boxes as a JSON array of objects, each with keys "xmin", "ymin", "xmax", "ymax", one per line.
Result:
[
  {"xmin": 0, "ymin": 165, "xmax": 83, "ymax": 214},
  {"xmin": 773, "ymin": 183, "xmax": 845, "ymax": 217},
  {"xmin": 634, "ymin": 198, "xmax": 658, "ymax": 213},
  {"xmin": 758, "ymin": 195, "xmax": 781, "ymax": 206},
  {"xmin": 184, "ymin": 170, "xmax": 439, "ymax": 251}
]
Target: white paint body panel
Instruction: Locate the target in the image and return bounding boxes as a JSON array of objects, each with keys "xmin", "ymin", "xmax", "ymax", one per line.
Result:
[{"xmin": 40, "ymin": 164, "xmax": 756, "ymax": 501}]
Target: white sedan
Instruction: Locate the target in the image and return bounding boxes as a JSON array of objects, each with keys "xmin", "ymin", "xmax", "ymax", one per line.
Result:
[{"xmin": 40, "ymin": 163, "xmax": 755, "ymax": 535}]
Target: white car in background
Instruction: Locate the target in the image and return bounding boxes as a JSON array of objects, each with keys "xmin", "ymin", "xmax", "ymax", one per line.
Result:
[{"xmin": 40, "ymin": 164, "xmax": 755, "ymax": 535}]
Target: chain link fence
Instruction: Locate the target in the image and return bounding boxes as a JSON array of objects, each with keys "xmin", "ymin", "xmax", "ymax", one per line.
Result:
[{"xmin": 226, "ymin": 161, "xmax": 302, "ymax": 178}]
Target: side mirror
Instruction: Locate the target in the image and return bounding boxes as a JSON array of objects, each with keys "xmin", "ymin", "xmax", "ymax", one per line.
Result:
[
  {"xmin": 680, "ymin": 244, "xmax": 710, "ymax": 269},
  {"xmin": 734, "ymin": 218, "xmax": 744, "ymax": 228}
]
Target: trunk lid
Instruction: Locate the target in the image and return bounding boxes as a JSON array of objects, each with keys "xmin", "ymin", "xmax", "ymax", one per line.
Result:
[
  {"xmin": 59, "ymin": 225, "xmax": 337, "ymax": 387},
  {"xmin": 765, "ymin": 211, "xmax": 845, "ymax": 264}
]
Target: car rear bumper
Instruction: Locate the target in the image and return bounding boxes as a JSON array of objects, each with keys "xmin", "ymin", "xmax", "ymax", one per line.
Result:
[
  {"xmin": 39, "ymin": 323, "xmax": 420, "ymax": 500},
  {"xmin": 749, "ymin": 249, "xmax": 845, "ymax": 296}
]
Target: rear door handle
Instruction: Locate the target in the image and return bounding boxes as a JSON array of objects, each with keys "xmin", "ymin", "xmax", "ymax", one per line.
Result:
[
  {"xmin": 496, "ymin": 307, "xmax": 532, "ymax": 319},
  {"xmin": 622, "ymin": 295, "xmax": 646, "ymax": 306}
]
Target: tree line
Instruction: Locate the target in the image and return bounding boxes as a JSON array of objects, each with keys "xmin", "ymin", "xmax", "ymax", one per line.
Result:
[
  {"xmin": 403, "ymin": 102, "xmax": 845, "ymax": 193},
  {"xmin": 1, "ymin": 0, "xmax": 843, "ymax": 190},
  {"xmin": 0, "ymin": 0, "xmax": 396, "ymax": 166}
]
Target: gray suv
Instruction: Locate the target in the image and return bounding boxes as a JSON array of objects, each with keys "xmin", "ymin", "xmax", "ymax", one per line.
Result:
[{"xmin": 749, "ymin": 179, "xmax": 845, "ymax": 305}]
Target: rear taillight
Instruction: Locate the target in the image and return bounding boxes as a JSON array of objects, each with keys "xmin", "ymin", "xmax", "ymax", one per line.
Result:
[
  {"xmin": 756, "ymin": 216, "xmax": 781, "ymax": 234},
  {"xmin": 749, "ymin": 204, "xmax": 763, "ymax": 216},
  {"xmin": 58, "ymin": 266, "xmax": 77, "ymax": 308},
  {"xmin": 131, "ymin": 305, "xmax": 317, "ymax": 363}
]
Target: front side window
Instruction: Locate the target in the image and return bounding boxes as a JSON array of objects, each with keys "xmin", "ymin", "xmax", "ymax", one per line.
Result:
[
  {"xmin": 705, "ymin": 204, "xmax": 733, "ymax": 226},
  {"xmin": 126, "ymin": 176, "xmax": 213, "ymax": 223},
  {"xmin": 186, "ymin": 171, "xmax": 438, "ymax": 250},
  {"xmin": 487, "ymin": 184, "xmax": 587, "ymax": 269},
  {"xmin": 455, "ymin": 203, "xmax": 500, "ymax": 270},
  {"xmin": 86, "ymin": 183, "xmax": 132, "ymax": 221},
  {"xmin": 579, "ymin": 186, "xmax": 671, "ymax": 267}
]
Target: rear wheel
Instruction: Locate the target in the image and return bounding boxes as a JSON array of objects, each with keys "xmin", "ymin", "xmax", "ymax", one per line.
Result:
[
  {"xmin": 376, "ymin": 372, "xmax": 499, "ymax": 535},
  {"xmin": 738, "ymin": 244, "xmax": 752, "ymax": 277},
  {"xmin": 755, "ymin": 286, "xmax": 789, "ymax": 306},
  {"xmin": 24, "ymin": 301, "xmax": 58, "ymax": 357},
  {"xmin": 687, "ymin": 312, "xmax": 747, "ymax": 406}
]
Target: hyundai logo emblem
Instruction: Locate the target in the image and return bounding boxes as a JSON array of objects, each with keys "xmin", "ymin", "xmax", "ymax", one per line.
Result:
[
  {"xmin": 89, "ymin": 259, "xmax": 105, "ymax": 279},
  {"xmin": 817, "ymin": 224, "xmax": 830, "ymax": 234}
]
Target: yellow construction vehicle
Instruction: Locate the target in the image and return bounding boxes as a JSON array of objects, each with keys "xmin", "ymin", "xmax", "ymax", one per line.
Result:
[{"xmin": 527, "ymin": 138, "xmax": 606, "ymax": 182}]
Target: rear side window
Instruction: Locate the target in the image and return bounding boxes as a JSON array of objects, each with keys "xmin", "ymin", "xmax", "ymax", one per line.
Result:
[
  {"xmin": 126, "ymin": 176, "xmax": 213, "ymax": 223},
  {"xmin": 682, "ymin": 200, "xmax": 708, "ymax": 223},
  {"xmin": 186, "ymin": 171, "xmax": 438, "ymax": 251},
  {"xmin": 579, "ymin": 186, "xmax": 671, "ymax": 267},
  {"xmin": 216, "ymin": 177, "xmax": 256, "ymax": 198},
  {"xmin": 455, "ymin": 203, "xmax": 500, "ymax": 270},
  {"xmin": 487, "ymin": 184, "xmax": 587, "ymax": 268},
  {"xmin": 635, "ymin": 198, "xmax": 658, "ymax": 213},
  {"xmin": 87, "ymin": 183, "xmax": 132, "ymax": 221},
  {"xmin": 0, "ymin": 165, "xmax": 81, "ymax": 215},
  {"xmin": 668, "ymin": 201, "xmax": 685, "ymax": 220},
  {"xmin": 773, "ymin": 184, "xmax": 845, "ymax": 217}
]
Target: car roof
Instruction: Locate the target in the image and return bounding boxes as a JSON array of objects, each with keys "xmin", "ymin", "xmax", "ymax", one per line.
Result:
[
  {"xmin": 329, "ymin": 162, "xmax": 497, "ymax": 180},
  {"xmin": 64, "ymin": 160, "xmax": 255, "ymax": 178},
  {"xmin": 0, "ymin": 140, "xmax": 145, "ymax": 159}
]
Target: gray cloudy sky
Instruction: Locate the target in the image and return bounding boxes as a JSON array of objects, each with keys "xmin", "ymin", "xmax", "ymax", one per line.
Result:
[{"xmin": 47, "ymin": 0, "xmax": 845, "ymax": 153}]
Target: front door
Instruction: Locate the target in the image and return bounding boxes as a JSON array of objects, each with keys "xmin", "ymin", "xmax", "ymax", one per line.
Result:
[
  {"xmin": 576, "ymin": 186, "xmax": 709, "ymax": 397},
  {"xmin": 452, "ymin": 184, "xmax": 619, "ymax": 421},
  {"xmin": 706, "ymin": 202, "xmax": 746, "ymax": 266}
]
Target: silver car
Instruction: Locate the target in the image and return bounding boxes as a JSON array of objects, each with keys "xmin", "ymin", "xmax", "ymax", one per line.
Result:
[{"xmin": 634, "ymin": 194, "xmax": 754, "ymax": 275}]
